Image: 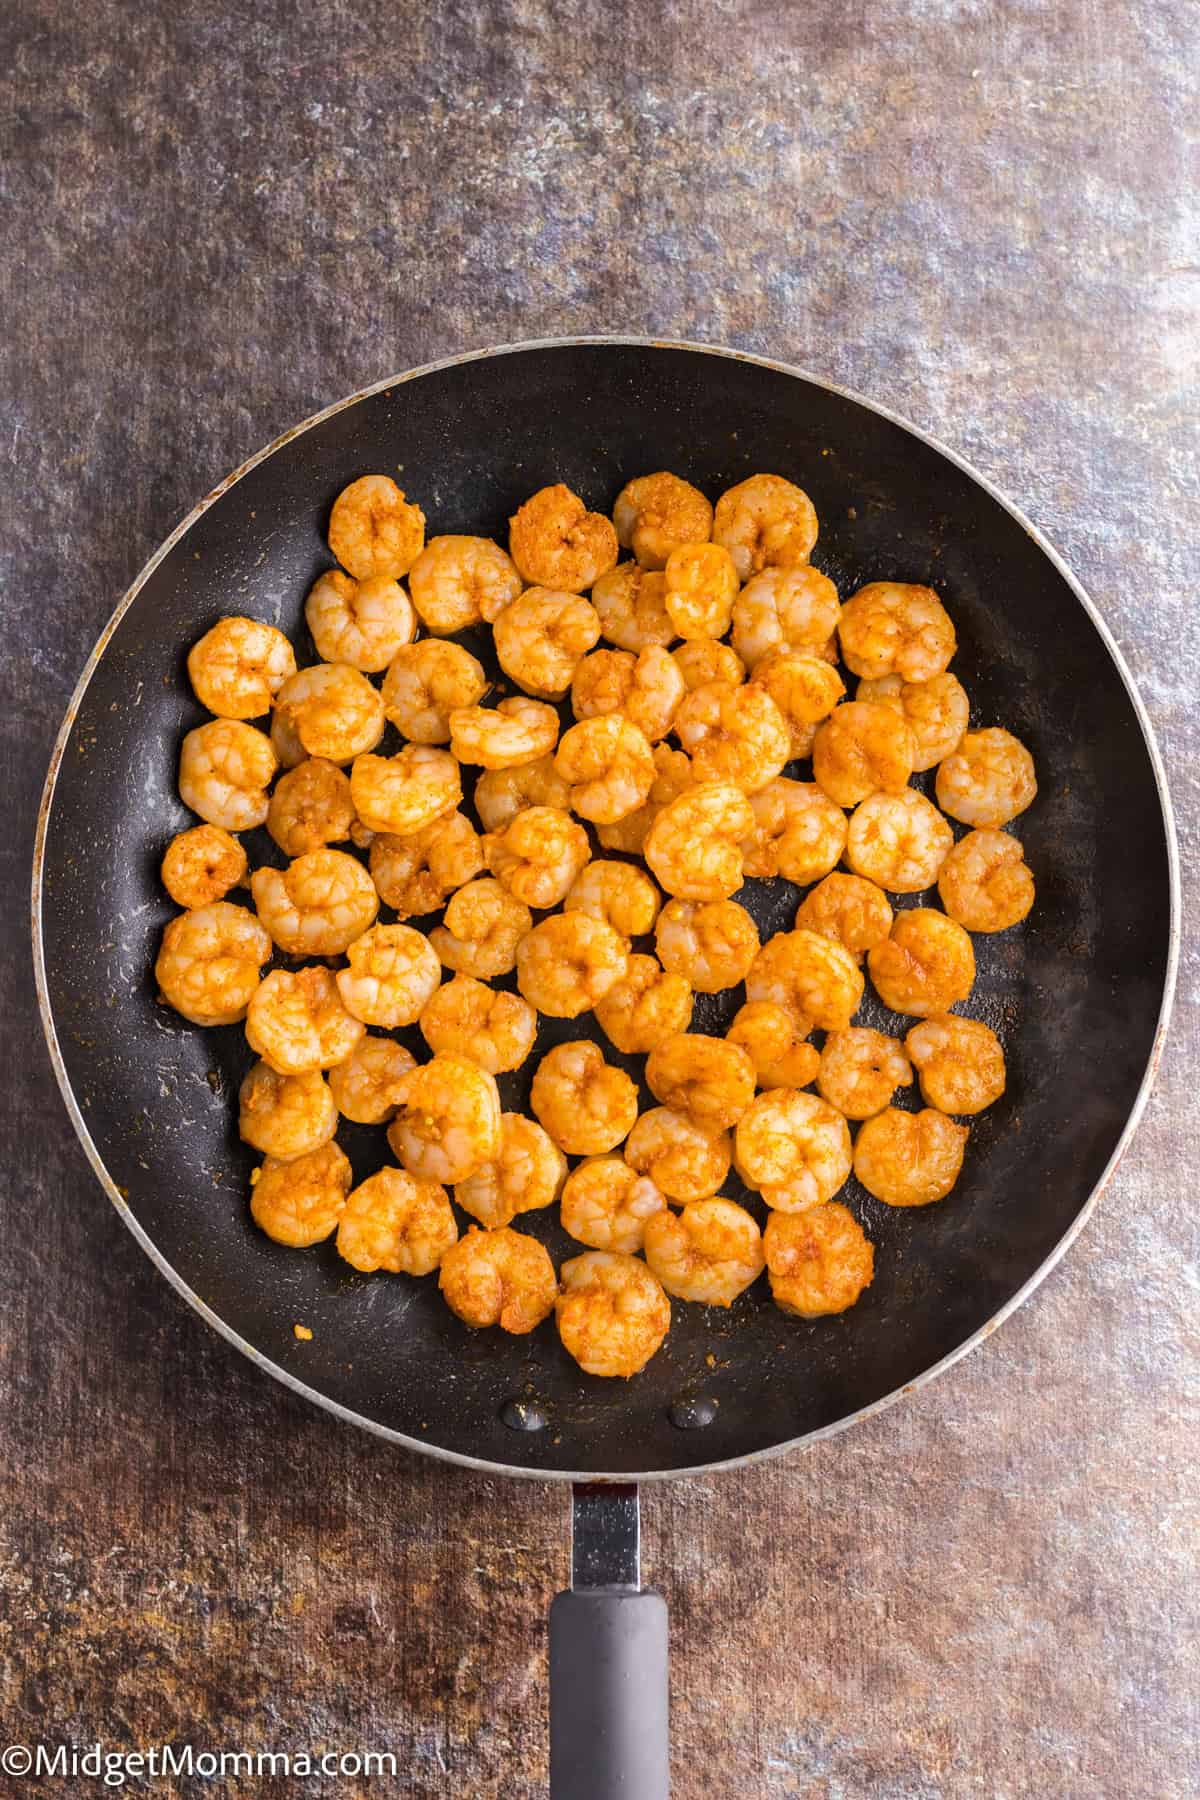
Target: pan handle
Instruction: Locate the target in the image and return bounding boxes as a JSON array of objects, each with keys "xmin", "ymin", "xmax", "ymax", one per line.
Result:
[{"xmin": 549, "ymin": 1483, "xmax": 669, "ymax": 1800}]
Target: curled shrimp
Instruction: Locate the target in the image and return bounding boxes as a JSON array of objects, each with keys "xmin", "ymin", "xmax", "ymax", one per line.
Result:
[
  {"xmin": 674, "ymin": 679, "xmax": 790, "ymax": 793},
  {"xmin": 350, "ymin": 744, "xmax": 462, "ymax": 835},
  {"xmin": 327, "ymin": 1034, "xmax": 416, "ymax": 1124},
  {"xmin": 556, "ymin": 1251, "xmax": 671, "ymax": 1377},
  {"xmin": 571, "ymin": 646, "xmax": 685, "ymax": 743},
  {"xmin": 655, "ymin": 896, "xmax": 760, "ymax": 993},
  {"xmin": 794, "ymin": 871, "xmax": 893, "ymax": 961},
  {"xmin": 304, "ymin": 570, "xmax": 416, "ymax": 672},
  {"xmin": 369, "ymin": 810, "xmax": 483, "ymax": 917},
  {"xmin": 509, "ymin": 483, "xmax": 619, "ymax": 592},
  {"xmin": 272, "ymin": 664, "xmax": 385, "ymax": 766},
  {"xmin": 935, "ymin": 728, "xmax": 1037, "ymax": 828},
  {"xmin": 554, "ymin": 715, "xmax": 655, "ymax": 824},
  {"xmin": 336, "ymin": 923, "xmax": 443, "ymax": 1027},
  {"xmin": 336, "ymin": 1168, "xmax": 458, "ymax": 1276},
  {"xmin": 853, "ymin": 1106, "xmax": 968, "ymax": 1207},
  {"xmin": 735, "ymin": 1088, "xmax": 852, "ymax": 1211},
  {"xmin": 644, "ymin": 1198, "xmax": 764, "ymax": 1306},
  {"xmin": 267, "ymin": 758, "xmax": 355, "ymax": 858},
  {"xmin": 837, "ymin": 582, "xmax": 956, "ymax": 683},
  {"xmin": 613, "ymin": 471, "xmax": 713, "ymax": 569},
  {"xmin": 155, "ymin": 901, "xmax": 271, "ymax": 1026},
  {"xmin": 594, "ymin": 953, "xmax": 694, "ymax": 1055},
  {"xmin": 454, "ymin": 1114, "xmax": 567, "ymax": 1229},
  {"xmin": 845, "ymin": 790, "xmax": 954, "ymax": 893},
  {"xmin": 764, "ymin": 1203, "xmax": 874, "ymax": 1318},
  {"xmin": 624, "ymin": 1106, "xmax": 731, "ymax": 1203},
  {"xmin": 429, "ymin": 878, "xmax": 532, "ymax": 979},
  {"xmin": 812, "ymin": 701, "xmax": 916, "ymax": 807},
  {"xmin": 493, "ymin": 588, "xmax": 601, "ymax": 698},
  {"xmin": 161, "ymin": 824, "xmax": 247, "ymax": 910},
  {"xmin": 590, "ymin": 562, "xmax": 674, "ymax": 651},
  {"xmin": 750, "ymin": 649, "xmax": 845, "ymax": 758},
  {"xmin": 937, "ymin": 828, "xmax": 1035, "ymax": 933},
  {"xmin": 560, "ymin": 1157, "xmax": 667, "ymax": 1254},
  {"xmin": 250, "ymin": 1142, "xmax": 353, "ymax": 1248},
  {"xmin": 596, "ymin": 742, "xmax": 695, "ymax": 855},
  {"xmin": 251, "ymin": 849, "xmax": 379, "ymax": 956},
  {"xmin": 731, "ymin": 565, "xmax": 840, "ymax": 670},
  {"xmin": 746, "ymin": 928, "xmax": 864, "ymax": 1032},
  {"xmin": 328, "ymin": 474, "xmax": 425, "ymax": 580},
  {"xmin": 408, "ymin": 534, "xmax": 522, "ymax": 632},
  {"xmin": 857, "ymin": 671, "xmax": 969, "ymax": 771},
  {"xmin": 179, "ymin": 719, "xmax": 277, "ymax": 830},
  {"xmin": 644, "ymin": 781, "xmax": 754, "ymax": 901},
  {"xmin": 565, "ymin": 860, "xmax": 661, "ymax": 940},
  {"xmin": 817, "ymin": 1027, "xmax": 912, "ymax": 1120},
  {"xmin": 867, "ymin": 908, "xmax": 976, "ymax": 1017},
  {"xmin": 187, "ymin": 616, "xmax": 296, "ymax": 719},
  {"xmin": 905, "ymin": 1014, "xmax": 1006, "ymax": 1115},
  {"xmin": 741, "ymin": 778, "xmax": 847, "ymax": 884},
  {"xmin": 388, "ymin": 1054, "xmax": 502, "ymax": 1184},
  {"xmin": 516, "ymin": 912, "xmax": 629, "ymax": 1019},
  {"xmin": 727, "ymin": 1000, "xmax": 820, "ymax": 1090},
  {"xmin": 645, "ymin": 1032, "xmax": 756, "ymax": 1130},
  {"xmin": 530, "ymin": 1039, "xmax": 639, "ymax": 1155},
  {"xmin": 449, "ymin": 696, "xmax": 560, "ymax": 769},
  {"xmin": 419, "ymin": 974, "xmax": 537, "ymax": 1074},
  {"xmin": 381, "ymin": 640, "xmax": 488, "ymax": 744},
  {"xmin": 663, "ymin": 542, "xmax": 739, "ymax": 640},
  {"xmin": 245, "ymin": 966, "xmax": 365, "ymax": 1074},
  {"xmin": 712, "ymin": 474, "xmax": 818, "ymax": 581},
  {"xmin": 482, "ymin": 805, "xmax": 591, "ymax": 909},
  {"xmin": 672, "ymin": 637, "xmax": 745, "ymax": 692},
  {"xmin": 474, "ymin": 755, "xmax": 570, "ymax": 831},
  {"xmin": 238, "ymin": 1061, "xmax": 338, "ymax": 1160},
  {"xmin": 440, "ymin": 1226, "xmax": 559, "ymax": 1334}
]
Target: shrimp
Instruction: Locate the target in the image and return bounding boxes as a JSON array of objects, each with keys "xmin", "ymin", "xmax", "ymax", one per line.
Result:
[
  {"xmin": 238, "ymin": 1061, "xmax": 338, "ymax": 1160},
  {"xmin": 336, "ymin": 923, "xmax": 443, "ymax": 1028},
  {"xmin": 612, "ymin": 471, "xmax": 713, "ymax": 569},
  {"xmin": 727, "ymin": 1001, "xmax": 820, "ymax": 1090},
  {"xmin": 560, "ymin": 1157, "xmax": 667, "ymax": 1255},
  {"xmin": 741, "ymin": 779, "xmax": 847, "ymax": 884},
  {"xmin": 571, "ymin": 646, "xmax": 685, "ymax": 744},
  {"xmin": 474, "ymin": 756, "xmax": 570, "ymax": 832},
  {"xmin": 644, "ymin": 781, "xmax": 754, "ymax": 901},
  {"xmin": 272, "ymin": 664, "xmax": 386, "ymax": 765},
  {"xmin": 730, "ymin": 565, "xmax": 840, "ymax": 670},
  {"xmin": 155, "ymin": 902, "xmax": 271, "ymax": 1026},
  {"xmin": 349, "ymin": 745, "xmax": 462, "ymax": 836},
  {"xmin": 764, "ymin": 1203, "xmax": 874, "ymax": 1318},
  {"xmin": 565, "ymin": 860, "xmax": 661, "ymax": 940},
  {"xmin": 937, "ymin": 828, "xmax": 1035, "ymax": 933},
  {"xmin": 161, "ymin": 824, "xmax": 247, "ymax": 910},
  {"xmin": 250, "ymin": 1142, "xmax": 353, "ymax": 1248},
  {"xmin": 419, "ymin": 975, "xmax": 537, "ymax": 1074},
  {"xmin": 594, "ymin": 953, "xmax": 694, "ymax": 1055},
  {"xmin": 556, "ymin": 1251, "xmax": 671, "ymax": 1377},
  {"xmin": 429, "ymin": 878, "xmax": 533, "ymax": 979},
  {"xmin": 643, "ymin": 1198, "xmax": 764, "ymax": 1306},
  {"xmin": 380, "ymin": 640, "xmax": 488, "ymax": 744},
  {"xmin": 327, "ymin": 1034, "xmax": 416, "ymax": 1124},
  {"xmin": 245, "ymin": 967, "xmax": 365, "ymax": 1075},
  {"xmin": 251, "ymin": 849, "xmax": 379, "ymax": 956},
  {"xmin": 857, "ymin": 671, "xmax": 969, "ymax": 772},
  {"xmin": 794, "ymin": 872, "xmax": 893, "ymax": 961},
  {"xmin": 530, "ymin": 1039, "xmax": 639, "ymax": 1155},
  {"xmin": 336, "ymin": 1168, "xmax": 458, "ymax": 1275},
  {"xmin": 440, "ymin": 1226, "xmax": 558, "ymax": 1334},
  {"xmin": 509, "ymin": 483, "xmax": 619, "ymax": 593},
  {"xmin": 867, "ymin": 908, "xmax": 976, "ymax": 1017},
  {"xmin": 493, "ymin": 588, "xmax": 601, "ymax": 698},
  {"xmin": 746, "ymin": 928, "xmax": 864, "ymax": 1032},
  {"xmin": 369, "ymin": 810, "xmax": 483, "ymax": 917},
  {"xmin": 482, "ymin": 805, "xmax": 591, "ymax": 909},
  {"xmin": 590, "ymin": 562, "xmax": 674, "ymax": 651},
  {"xmin": 387, "ymin": 1054, "xmax": 502, "ymax": 1184},
  {"xmin": 673, "ymin": 680, "xmax": 791, "ymax": 793},
  {"xmin": 595, "ymin": 743, "xmax": 695, "ymax": 854},
  {"xmin": 811, "ymin": 701, "xmax": 916, "ymax": 807},
  {"xmin": 644, "ymin": 1033, "xmax": 756, "ymax": 1130},
  {"xmin": 734, "ymin": 1088, "xmax": 852, "ymax": 1211},
  {"xmin": 845, "ymin": 790, "xmax": 954, "ymax": 893},
  {"xmin": 266, "ymin": 758, "xmax": 355, "ymax": 858},
  {"xmin": 672, "ymin": 637, "xmax": 745, "ymax": 692},
  {"xmin": 449, "ymin": 696, "xmax": 560, "ymax": 769},
  {"xmin": 935, "ymin": 728, "xmax": 1037, "ymax": 828},
  {"xmin": 328, "ymin": 474, "xmax": 425, "ymax": 580},
  {"xmin": 554, "ymin": 716, "xmax": 656, "ymax": 824},
  {"xmin": 187, "ymin": 616, "xmax": 296, "ymax": 719},
  {"xmin": 407, "ymin": 535, "xmax": 523, "ymax": 632},
  {"xmin": 624, "ymin": 1107, "xmax": 731, "ymax": 1203},
  {"xmin": 516, "ymin": 913, "xmax": 629, "ymax": 1018},
  {"xmin": 853, "ymin": 1106, "xmax": 968, "ymax": 1207},
  {"xmin": 905, "ymin": 1015, "xmax": 1006, "ymax": 1115},
  {"xmin": 454, "ymin": 1114, "xmax": 567, "ymax": 1229},
  {"xmin": 712, "ymin": 474, "xmax": 819, "ymax": 581},
  {"xmin": 817, "ymin": 1028, "xmax": 912, "ymax": 1120},
  {"xmin": 179, "ymin": 719, "xmax": 277, "ymax": 830},
  {"xmin": 654, "ymin": 896, "xmax": 760, "ymax": 993},
  {"xmin": 663, "ymin": 542, "xmax": 739, "ymax": 640},
  {"xmin": 304, "ymin": 570, "xmax": 416, "ymax": 673},
  {"xmin": 750, "ymin": 649, "xmax": 845, "ymax": 758},
  {"xmin": 837, "ymin": 582, "xmax": 956, "ymax": 683}
]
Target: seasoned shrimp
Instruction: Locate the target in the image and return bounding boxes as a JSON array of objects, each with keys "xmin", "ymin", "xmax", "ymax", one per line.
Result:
[
  {"xmin": 560, "ymin": 1157, "xmax": 667, "ymax": 1254},
  {"xmin": 674, "ymin": 680, "xmax": 791, "ymax": 793},
  {"xmin": 731, "ymin": 565, "xmax": 841, "ymax": 670},
  {"xmin": 750, "ymin": 649, "xmax": 845, "ymax": 758},
  {"xmin": 663, "ymin": 542, "xmax": 739, "ymax": 640},
  {"xmin": 155, "ymin": 902, "xmax": 271, "ymax": 1026},
  {"xmin": 655, "ymin": 897, "xmax": 759, "ymax": 993},
  {"xmin": 937, "ymin": 828, "xmax": 1035, "ymax": 933},
  {"xmin": 905, "ymin": 1015, "xmax": 1006, "ymax": 1115},
  {"xmin": 530, "ymin": 1039, "xmax": 639, "ymax": 1155},
  {"xmin": 734, "ymin": 1088, "xmax": 852, "ymax": 1211},
  {"xmin": 794, "ymin": 872, "xmax": 893, "ymax": 961},
  {"xmin": 613, "ymin": 471, "xmax": 713, "ymax": 569},
  {"xmin": 245, "ymin": 967, "xmax": 365, "ymax": 1074},
  {"xmin": 746, "ymin": 929, "xmax": 863, "ymax": 1033},
  {"xmin": 304, "ymin": 570, "xmax": 416, "ymax": 672},
  {"xmin": 867, "ymin": 908, "xmax": 976, "ymax": 1017},
  {"xmin": 817, "ymin": 1028, "xmax": 912, "ymax": 1120},
  {"xmin": 593, "ymin": 953, "xmax": 694, "ymax": 1055},
  {"xmin": 179, "ymin": 719, "xmax": 277, "ymax": 830},
  {"xmin": 267, "ymin": 758, "xmax": 355, "ymax": 857},
  {"xmin": 565, "ymin": 860, "xmax": 660, "ymax": 940},
  {"xmin": 336, "ymin": 923, "xmax": 442, "ymax": 1027},
  {"xmin": 854, "ymin": 1106, "xmax": 968, "ymax": 1207},
  {"xmin": 713, "ymin": 474, "xmax": 818, "ymax": 581},
  {"xmin": 187, "ymin": 616, "xmax": 296, "ymax": 719},
  {"xmin": 250, "ymin": 1142, "xmax": 352, "ymax": 1248},
  {"xmin": 272, "ymin": 664, "xmax": 385, "ymax": 765},
  {"xmin": 837, "ymin": 582, "xmax": 956, "ymax": 683},
  {"xmin": 429, "ymin": 878, "xmax": 532, "ymax": 979},
  {"xmin": 474, "ymin": 755, "xmax": 569, "ymax": 831},
  {"xmin": 857, "ymin": 671, "xmax": 969, "ymax": 771},
  {"xmin": 482, "ymin": 805, "xmax": 591, "ymax": 909},
  {"xmin": 509, "ymin": 483, "xmax": 619, "ymax": 592},
  {"xmin": 570, "ymin": 647, "xmax": 636, "ymax": 720},
  {"xmin": 571, "ymin": 646, "xmax": 684, "ymax": 743},
  {"xmin": 644, "ymin": 1198, "xmax": 764, "ymax": 1306},
  {"xmin": 590, "ymin": 562, "xmax": 674, "ymax": 651},
  {"xmin": 935, "ymin": 728, "xmax": 1037, "ymax": 828},
  {"xmin": 449, "ymin": 696, "xmax": 560, "ymax": 769},
  {"xmin": 764, "ymin": 1203, "xmax": 874, "ymax": 1318},
  {"xmin": 516, "ymin": 913, "xmax": 629, "ymax": 1018},
  {"xmin": 595, "ymin": 743, "xmax": 695, "ymax": 854},
  {"xmin": 556, "ymin": 1251, "xmax": 671, "ymax": 1377},
  {"xmin": 238, "ymin": 1061, "xmax": 337, "ymax": 1160},
  {"xmin": 350, "ymin": 745, "xmax": 462, "ymax": 836},
  {"xmin": 812, "ymin": 701, "xmax": 916, "ymax": 807},
  {"xmin": 251, "ymin": 849, "xmax": 378, "ymax": 956},
  {"xmin": 419, "ymin": 975, "xmax": 537, "ymax": 1074},
  {"xmin": 644, "ymin": 781, "xmax": 754, "ymax": 901},
  {"xmin": 845, "ymin": 790, "xmax": 954, "ymax": 893},
  {"xmin": 328, "ymin": 474, "xmax": 425, "ymax": 580},
  {"xmin": 369, "ymin": 810, "xmax": 483, "ymax": 917},
  {"xmin": 454, "ymin": 1114, "xmax": 567, "ymax": 1228},
  {"xmin": 327, "ymin": 1034, "xmax": 416, "ymax": 1124},
  {"xmin": 645, "ymin": 1033, "xmax": 755, "ymax": 1130},
  {"xmin": 381, "ymin": 640, "xmax": 488, "ymax": 744},
  {"xmin": 554, "ymin": 715, "xmax": 655, "ymax": 824},
  {"xmin": 440, "ymin": 1226, "xmax": 558, "ymax": 1334},
  {"xmin": 672, "ymin": 636, "xmax": 745, "ymax": 692},
  {"xmin": 493, "ymin": 588, "xmax": 601, "ymax": 698},
  {"xmin": 624, "ymin": 1106, "xmax": 731, "ymax": 1203},
  {"xmin": 387, "ymin": 1055, "xmax": 502, "ymax": 1184},
  {"xmin": 727, "ymin": 1001, "xmax": 820, "ymax": 1090},
  {"xmin": 741, "ymin": 778, "xmax": 847, "ymax": 884},
  {"xmin": 337, "ymin": 1168, "xmax": 458, "ymax": 1275},
  {"xmin": 407, "ymin": 535, "xmax": 523, "ymax": 632},
  {"xmin": 161, "ymin": 824, "xmax": 246, "ymax": 909}
]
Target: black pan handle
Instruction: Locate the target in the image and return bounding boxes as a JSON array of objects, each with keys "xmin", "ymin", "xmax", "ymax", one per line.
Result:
[{"xmin": 549, "ymin": 1484, "xmax": 669, "ymax": 1799}]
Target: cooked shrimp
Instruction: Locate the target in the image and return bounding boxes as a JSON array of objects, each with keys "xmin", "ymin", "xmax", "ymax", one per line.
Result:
[
  {"xmin": 554, "ymin": 715, "xmax": 656, "ymax": 824},
  {"xmin": 674, "ymin": 680, "xmax": 791, "ymax": 793},
  {"xmin": 509, "ymin": 484, "xmax": 619, "ymax": 592},
  {"xmin": 482, "ymin": 805, "xmax": 591, "ymax": 908},
  {"xmin": 327, "ymin": 1034, "xmax": 416, "ymax": 1124},
  {"xmin": 935, "ymin": 728, "xmax": 1037, "ymax": 828},
  {"xmin": 854, "ymin": 1106, "xmax": 968, "ymax": 1207},
  {"xmin": 644, "ymin": 1033, "xmax": 755, "ymax": 1130},
  {"xmin": 655, "ymin": 896, "xmax": 759, "ymax": 993},
  {"xmin": 590, "ymin": 562, "xmax": 674, "ymax": 651},
  {"xmin": 746, "ymin": 928, "xmax": 863, "ymax": 1032},
  {"xmin": 764, "ymin": 1203, "xmax": 874, "ymax": 1318},
  {"xmin": 570, "ymin": 647, "xmax": 636, "ymax": 720},
  {"xmin": 593, "ymin": 952, "xmax": 691, "ymax": 1056},
  {"xmin": 187, "ymin": 615, "xmax": 296, "ymax": 719},
  {"xmin": 245, "ymin": 966, "xmax": 365, "ymax": 1074},
  {"xmin": 905, "ymin": 1015, "xmax": 1006, "ymax": 1114},
  {"xmin": 266, "ymin": 758, "xmax": 355, "ymax": 857},
  {"xmin": 407, "ymin": 534, "xmax": 523, "ymax": 631},
  {"xmin": 837, "ymin": 582, "xmax": 956, "ymax": 683},
  {"xmin": 387, "ymin": 1054, "xmax": 502, "ymax": 1183},
  {"xmin": 530, "ymin": 1039, "xmax": 639, "ymax": 1155},
  {"xmin": 644, "ymin": 1198, "xmax": 763, "ymax": 1306},
  {"xmin": 369, "ymin": 810, "xmax": 483, "ymax": 917},
  {"xmin": 565, "ymin": 860, "xmax": 661, "ymax": 940},
  {"xmin": 727, "ymin": 1001, "xmax": 820, "ymax": 1090},
  {"xmin": 712, "ymin": 474, "xmax": 819, "ymax": 581},
  {"xmin": 179, "ymin": 719, "xmax": 277, "ymax": 830},
  {"xmin": 624, "ymin": 1106, "xmax": 731, "ymax": 1203},
  {"xmin": 811, "ymin": 701, "xmax": 916, "ymax": 807},
  {"xmin": 250, "ymin": 1142, "xmax": 352, "ymax": 1248},
  {"xmin": 556, "ymin": 1251, "xmax": 671, "ymax": 1377},
  {"xmin": 155, "ymin": 902, "xmax": 271, "ymax": 1026},
  {"xmin": 440, "ymin": 1226, "xmax": 558, "ymax": 1333},
  {"xmin": 595, "ymin": 742, "xmax": 696, "ymax": 854},
  {"xmin": 493, "ymin": 588, "xmax": 601, "ymax": 698},
  {"xmin": 794, "ymin": 872, "xmax": 893, "ymax": 961},
  {"xmin": 857, "ymin": 671, "xmax": 969, "ymax": 771},
  {"xmin": 336, "ymin": 923, "xmax": 442, "ymax": 1027},
  {"xmin": 381, "ymin": 640, "xmax": 488, "ymax": 744},
  {"xmin": 328, "ymin": 474, "xmax": 425, "ymax": 580},
  {"xmin": 161, "ymin": 824, "xmax": 247, "ymax": 909},
  {"xmin": 817, "ymin": 1028, "xmax": 912, "ymax": 1120},
  {"xmin": 741, "ymin": 778, "xmax": 847, "ymax": 884},
  {"xmin": 672, "ymin": 636, "xmax": 745, "ymax": 691},
  {"xmin": 516, "ymin": 913, "xmax": 629, "ymax": 1018},
  {"xmin": 337, "ymin": 1168, "xmax": 458, "ymax": 1275},
  {"xmin": 251, "ymin": 849, "xmax": 378, "ymax": 956},
  {"xmin": 750, "ymin": 649, "xmax": 845, "ymax": 758},
  {"xmin": 937, "ymin": 828, "xmax": 1035, "ymax": 933},
  {"xmin": 734, "ymin": 1088, "xmax": 852, "ymax": 1211},
  {"xmin": 269, "ymin": 706, "xmax": 306, "ymax": 771},
  {"xmin": 571, "ymin": 646, "xmax": 684, "ymax": 744},
  {"xmin": 238, "ymin": 1061, "xmax": 337, "ymax": 1160},
  {"xmin": 272, "ymin": 664, "xmax": 385, "ymax": 765},
  {"xmin": 730, "ymin": 565, "xmax": 840, "ymax": 670},
  {"xmin": 560, "ymin": 1157, "xmax": 668, "ymax": 1254},
  {"xmin": 644, "ymin": 781, "xmax": 754, "ymax": 900},
  {"xmin": 663, "ymin": 542, "xmax": 739, "ymax": 640},
  {"xmin": 845, "ymin": 790, "xmax": 954, "ymax": 893},
  {"xmin": 474, "ymin": 755, "xmax": 570, "ymax": 831},
  {"xmin": 304, "ymin": 570, "xmax": 416, "ymax": 672},
  {"xmin": 419, "ymin": 975, "xmax": 537, "ymax": 1074},
  {"xmin": 428, "ymin": 878, "xmax": 533, "ymax": 978},
  {"xmin": 867, "ymin": 908, "xmax": 976, "ymax": 1017},
  {"xmin": 349, "ymin": 745, "xmax": 462, "ymax": 836},
  {"xmin": 454, "ymin": 1114, "xmax": 567, "ymax": 1229},
  {"xmin": 612, "ymin": 471, "xmax": 713, "ymax": 569},
  {"xmin": 449, "ymin": 696, "xmax": 560, "ymax": 769}
]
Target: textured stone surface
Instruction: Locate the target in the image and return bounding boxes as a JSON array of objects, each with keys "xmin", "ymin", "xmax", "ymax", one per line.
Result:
[{"xmin": 2, "ymin": 1, "xmax": 1198, "ymax": 1796}]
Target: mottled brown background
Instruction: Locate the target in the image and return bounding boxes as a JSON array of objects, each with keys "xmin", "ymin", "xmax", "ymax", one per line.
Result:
[{"xmin": 2, "ymin": 1, "xmax": 1197, "ymax": 1796}]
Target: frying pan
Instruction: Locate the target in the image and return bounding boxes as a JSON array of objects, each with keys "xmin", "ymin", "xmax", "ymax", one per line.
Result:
[{"xmin": 33, "ymin": 338, "xmax": 1178, "ymax": 1797}]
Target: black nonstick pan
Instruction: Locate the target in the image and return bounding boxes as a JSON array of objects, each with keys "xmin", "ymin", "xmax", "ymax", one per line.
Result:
[{"xmin": 33, "ymin": 339, "xmax": 1178, "ymax": 1797}]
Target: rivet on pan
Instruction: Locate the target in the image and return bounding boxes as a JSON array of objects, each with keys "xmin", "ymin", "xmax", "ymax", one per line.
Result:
[
  {"xmin": 669, "ymin": 1396, "xmax": 718, "ymax": 1430},
  {"xmin": 500, "ymin": 1398, "xmax": 548, "ymax": 1433}
]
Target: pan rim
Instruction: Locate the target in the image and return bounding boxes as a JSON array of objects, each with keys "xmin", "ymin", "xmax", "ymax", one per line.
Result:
[{"xmin": 31, "ymin": 334, "xmax": 1182, "ymax": 1484}]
